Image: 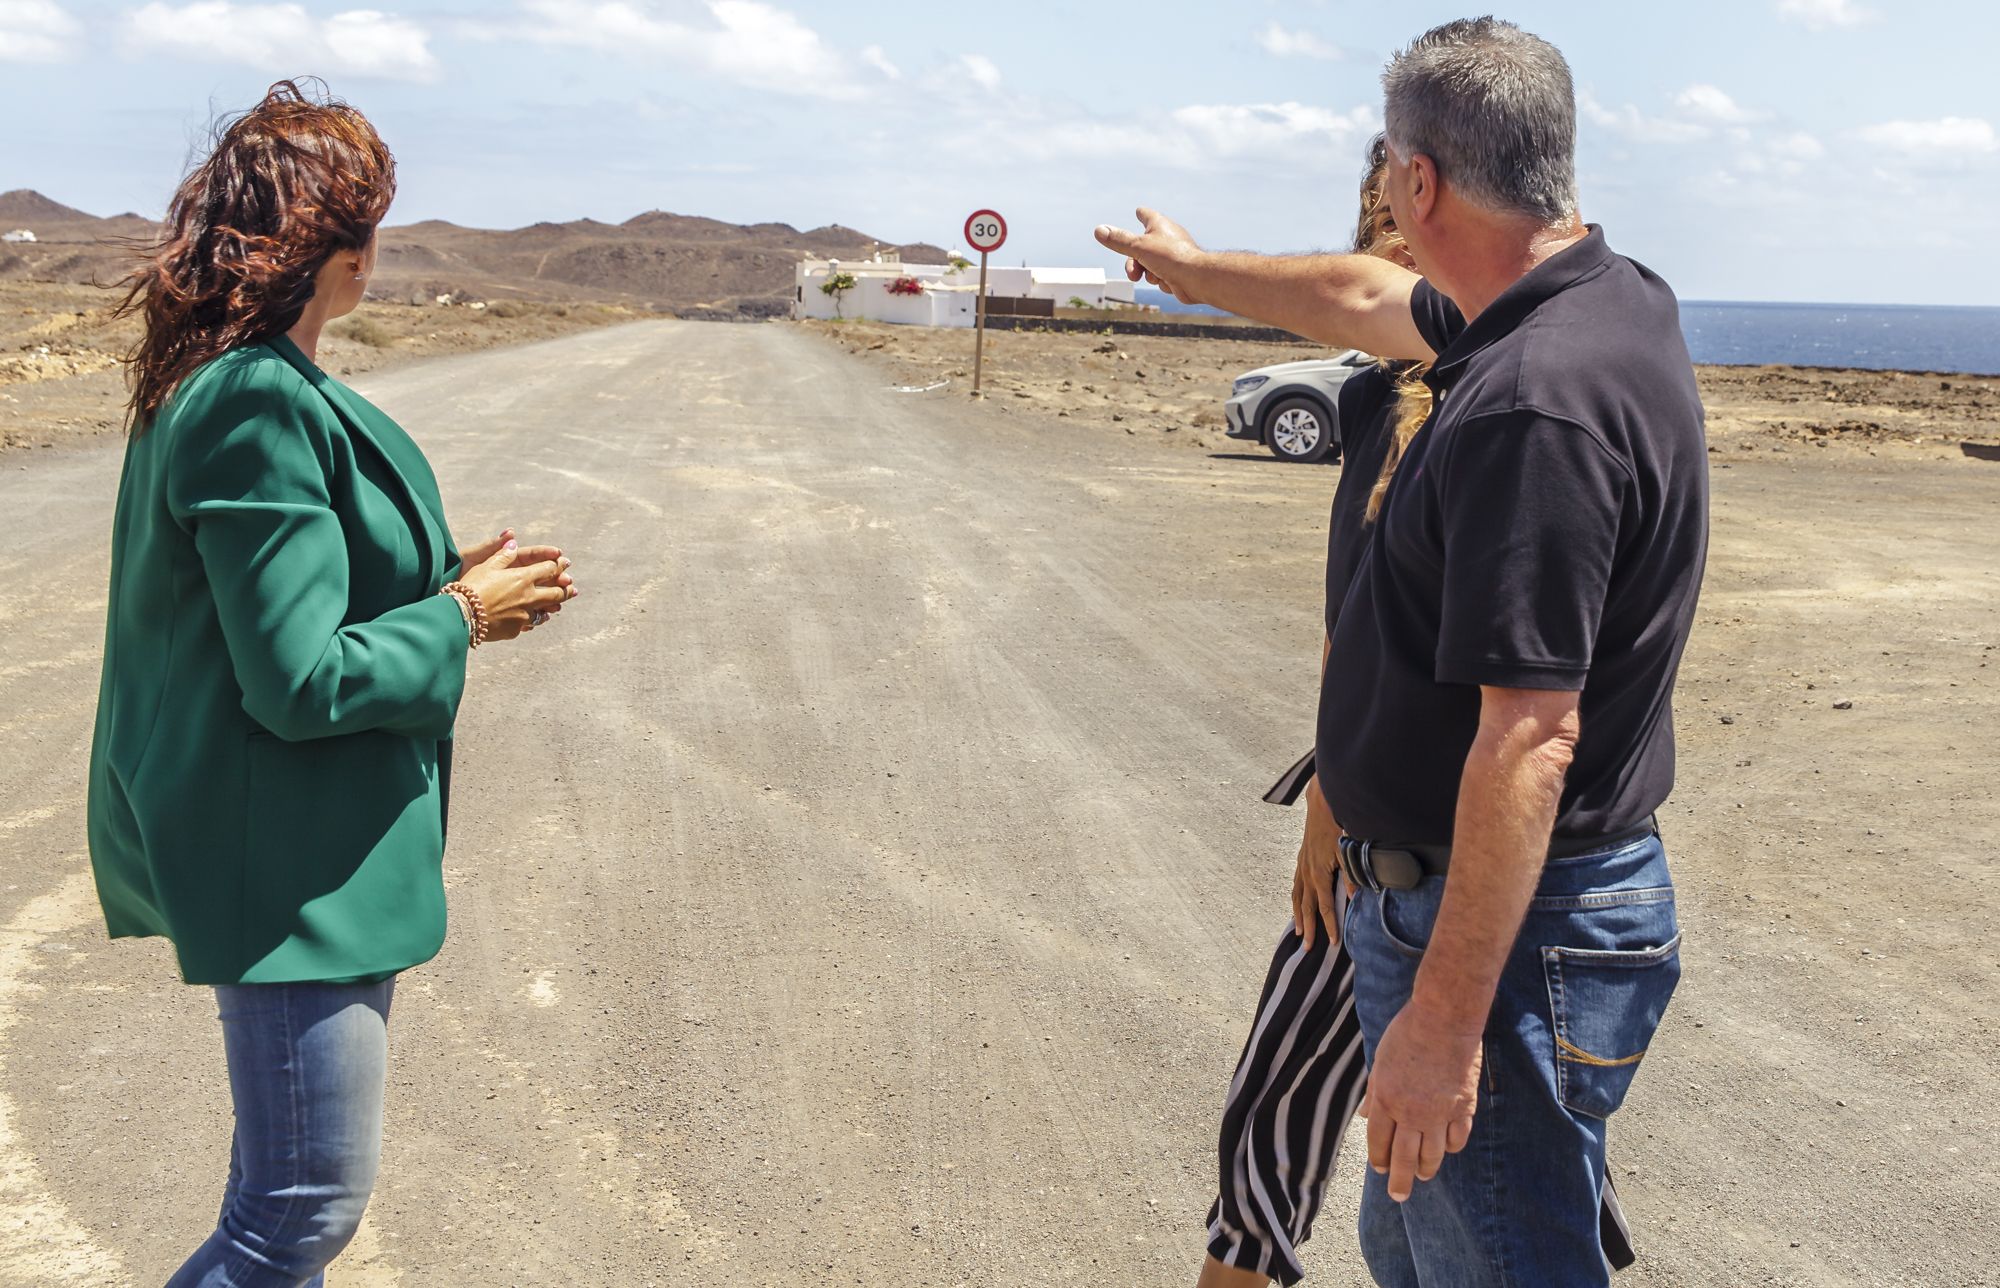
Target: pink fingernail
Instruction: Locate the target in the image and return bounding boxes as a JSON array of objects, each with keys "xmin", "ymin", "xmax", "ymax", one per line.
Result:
[{"xmin": 505, "ymin": 539, "xmax": 518, "ymax": 551}]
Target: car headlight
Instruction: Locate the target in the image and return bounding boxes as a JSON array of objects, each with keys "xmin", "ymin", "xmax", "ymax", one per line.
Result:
[{"xmin": 1232, "ymin": 374, "xmax": 1270, "ymax": 394}]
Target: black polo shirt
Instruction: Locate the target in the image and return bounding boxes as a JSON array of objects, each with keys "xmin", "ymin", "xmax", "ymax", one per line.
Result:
[
  {"xmin": 1324, "ymin": 366, "xmax": 1396, "ymax": 631},
  {"xmin": 1315, "ymin": 227, "xmax": 1708, "ymax": 844},
  {"xmin": 1323, "ymin": 359, "xmax": 1452, "ymax": 634}
]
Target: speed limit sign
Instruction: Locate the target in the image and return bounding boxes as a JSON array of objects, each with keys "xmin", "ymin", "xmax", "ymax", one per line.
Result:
[
  {"xmin": 964, "ymin": 209, "xmax": 1007, "ymax": 254},
  {"xmin": 964, "ymin": 209, "xmax": 1008, "ymax": 394}
]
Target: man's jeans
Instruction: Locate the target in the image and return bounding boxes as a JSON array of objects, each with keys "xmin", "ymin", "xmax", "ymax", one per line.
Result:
[
  {"xmin": 167, "ymin": 979, "xmax": 394, "ymax": 1288},
  {"xmin": 1343, "ymin": 833, "xmax": 1680, "ymax": 1287}
]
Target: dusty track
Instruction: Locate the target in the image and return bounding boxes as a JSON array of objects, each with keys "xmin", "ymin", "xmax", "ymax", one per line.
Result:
[{"xmin": 0, "ymin": 320, "xmax": 1994, "ymax": 1285}]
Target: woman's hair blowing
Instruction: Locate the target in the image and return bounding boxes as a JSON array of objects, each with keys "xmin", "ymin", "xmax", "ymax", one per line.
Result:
[
  {"xmin": 1352, "ymin": 133, "xmax": 1434, "ymax": 525},
  {"xmin": 117, "ymin": 80, "xmax": 395, "ymax": 432}
]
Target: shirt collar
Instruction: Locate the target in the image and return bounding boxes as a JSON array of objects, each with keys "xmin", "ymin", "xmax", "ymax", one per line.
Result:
[{"xmin": 1425, "ymin": 225, "xmax": 1615, "ymax": 387}]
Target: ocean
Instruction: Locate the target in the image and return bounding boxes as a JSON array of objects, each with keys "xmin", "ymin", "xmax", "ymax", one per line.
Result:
[
  {"xmin": 1136, "ymin": 289, "xmax": 2000, "ymax": 376},
  {"xmin": 1679, "ymin": 301, "xmax": 2000, "ymax": 376}
]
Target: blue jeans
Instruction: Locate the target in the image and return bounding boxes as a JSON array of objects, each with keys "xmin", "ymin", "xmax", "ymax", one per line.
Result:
[
  {"xmin": 167, "ymin": 979, "xmax": 394, "ymax": 1288},
  {"xmin": 1343, "ymin": 834, "xmax": 1680, "ymax": 1287}
]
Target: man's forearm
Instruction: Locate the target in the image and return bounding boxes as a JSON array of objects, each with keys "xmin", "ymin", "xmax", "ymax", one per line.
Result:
[
  {"xmin": 1176, "ymin": 250, "xmax": 1432, "ymax": 360},
  {"xmin": 1407, "ymin": 709, "xmax": 1576, "ymax": 1034}
]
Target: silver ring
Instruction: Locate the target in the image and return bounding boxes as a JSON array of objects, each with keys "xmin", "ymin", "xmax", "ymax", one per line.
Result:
[{"xmin": 529, "ymin": 609, "xmax": 551, "ymax": 627}]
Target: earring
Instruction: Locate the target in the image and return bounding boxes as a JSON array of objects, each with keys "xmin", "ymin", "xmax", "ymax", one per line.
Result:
[{"xmin": 352, "ymin": 273, "xmax": 366, "ymax": 281}]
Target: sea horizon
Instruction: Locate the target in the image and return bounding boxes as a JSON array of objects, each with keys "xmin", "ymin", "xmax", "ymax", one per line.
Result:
[{"xmin": 1136, "ymin": 290, "xmax": 2000, "ymax": 376}]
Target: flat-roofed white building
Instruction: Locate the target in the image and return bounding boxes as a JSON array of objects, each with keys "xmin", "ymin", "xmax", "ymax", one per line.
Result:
[
  {"xmin": 1029, "ymin": 266, "xmax": 1108, "ymax": 307},
  {"xmin": 794, "ymin": 254, "xmax": 1141, "ymax": 326},
  {"xmin": 794, "ymin": 256, "xmax": 979, "ymax": 326}
]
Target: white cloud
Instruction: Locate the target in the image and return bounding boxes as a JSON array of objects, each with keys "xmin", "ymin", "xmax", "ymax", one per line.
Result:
[
  {"xmin": 1776, "ymin": 0, "xmax": 1875, "ymax": 29},
  {"xmin": 0, "ymin": 0, "xmax": 82, "ymax": 62},
  {"xmin": 1255, "ymin": 22, "xmax": 1340, "ymax": 61},
  {"xmin": 122, "ymin": 3, "xmax": 438, "ymax": 81},
  {"xmin": 1724, "ymin": 129, "xmax": 1826, "ymax": 181},
  {"xmin": 1673, "ymin": 84, "xmax": 1765, "ymax": 127},
  {"xmin": 1584, "ymin": 86, "xmax": 1830, "ymax": 183},
  {"xmin": 1029, "ymin": 101, "xmax": 1378, "ymax": 169},
  {"xmin": 322, "ymin": 10, "xmax": 437, "ymax": 80},
  {"xmin": 1768, "ymin": 130, "xmax": 1826, "ymax": 161},
  {"xmin": 1580, "ymin": 89, "xmax": 1709, "ymax": 144},
  {"xmin": 958, "ymin": 52, "xmax": 1000, "ymax": 91},
  {"xmin": 859, "ymin": 43, "xmax": 898, "ymax": 81},
  {"xmin": 1857, "ymin": 116, "xmax": 1998, "ymax": 155},
  {"xmin": 485, "ymin": 0, "xmax": 867, "ymax": 100},
  {"xmin": 1584, "ymin": 84, "xmax": 1785, "ymax": 146},
  {"xmin": 1171, "ymin": 102, "xmax": 1376, "ymax": 157}
]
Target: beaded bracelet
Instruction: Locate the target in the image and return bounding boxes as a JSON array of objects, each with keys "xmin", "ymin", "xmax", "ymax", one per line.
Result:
[{"xmin": 440, "ymin": 581, "xmax": 489, "ymax": 649}]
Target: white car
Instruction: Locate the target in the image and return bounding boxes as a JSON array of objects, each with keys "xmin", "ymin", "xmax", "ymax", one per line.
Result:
[{"xmin": 1223, "ymin": 350, "xmax": 1376, "ymax": 463}]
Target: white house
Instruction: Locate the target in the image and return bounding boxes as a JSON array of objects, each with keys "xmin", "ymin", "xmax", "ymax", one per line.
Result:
[
  {"xmin": 794, "ymin": 255, "xmax": 981, "ymax": 326},
  {"xmin": 1028, "ymin": 266, "xmax": 1127, "ymax": 308},
  {"xmin": 1, "ymin": 229, "xmax": 36, "ymax": 244},
  {"xmin": 794, "ymin": 253, "xmax": 1142, "ymax": 327}
]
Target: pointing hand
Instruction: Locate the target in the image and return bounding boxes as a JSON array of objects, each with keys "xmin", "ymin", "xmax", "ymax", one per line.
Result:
[{"xmin": 1094, "ymin": 208, "xmax": 1204, "ymax": 304}]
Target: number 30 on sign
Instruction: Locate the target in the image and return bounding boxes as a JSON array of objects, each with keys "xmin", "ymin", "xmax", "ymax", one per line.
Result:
[
  {"xmin": 963, "ymin": 209, "xmax": 1007, "ymax": 394},
  {"xmin": 964, "ymin": 210, "xmax": 1007, "ymax": 254}
]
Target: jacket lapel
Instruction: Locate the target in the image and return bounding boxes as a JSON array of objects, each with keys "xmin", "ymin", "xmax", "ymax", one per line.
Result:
[{"xmin": 265, "ymin": 335, "xmax": 454, "ymax": 583}]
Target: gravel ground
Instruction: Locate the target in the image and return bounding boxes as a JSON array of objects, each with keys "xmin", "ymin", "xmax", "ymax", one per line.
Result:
[
  {"xmin": 0, "ymin": 280, "xmax": 646, "ymax": 452},
  {"xmin": 807, "ymin": 317, "xmax": 2000, "ymax": 463},
  {"xmin": 0, "ymin": 319, "xmax": 1993, "ymax": 1286}
]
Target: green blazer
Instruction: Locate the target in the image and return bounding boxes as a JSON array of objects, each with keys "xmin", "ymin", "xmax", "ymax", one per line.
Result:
[{"xmin": 88, "ymin": 334, "xmax": 469, "ymax": 985}]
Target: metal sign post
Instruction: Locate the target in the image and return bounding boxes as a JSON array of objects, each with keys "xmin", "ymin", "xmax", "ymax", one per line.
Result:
[{"xmin": 964, "ymin": 209, "xmax": 1007, "ymax": 396}]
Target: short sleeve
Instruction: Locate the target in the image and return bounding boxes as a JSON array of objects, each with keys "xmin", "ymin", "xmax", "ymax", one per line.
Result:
[
  {"xmin": 1410, "ymin": 279, "xmax": 1467, "ymax": 356},
  {"xmin": 1435, "ymin": 413, "xmax": 1628, "ymax": 690}
]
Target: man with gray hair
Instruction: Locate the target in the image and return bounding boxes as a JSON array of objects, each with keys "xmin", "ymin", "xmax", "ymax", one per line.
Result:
[{"xmin": 1097, "ymin": 17, "xmax": 1707, "ymax": 1286}]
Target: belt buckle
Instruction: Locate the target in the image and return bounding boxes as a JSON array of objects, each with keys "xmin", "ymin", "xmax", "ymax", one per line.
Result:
[{"xmin": 1337, "ymin": 836, "xmax": 1381, "ymax": 894}]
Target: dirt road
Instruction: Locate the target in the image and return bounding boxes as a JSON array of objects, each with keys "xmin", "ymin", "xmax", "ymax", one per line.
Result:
[{"xmin": 1, "ymin": 320, "xmax": 1994, "ymax": 1286}]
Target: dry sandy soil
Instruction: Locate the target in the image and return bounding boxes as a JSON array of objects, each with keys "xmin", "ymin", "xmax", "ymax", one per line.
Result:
[
  {"xmin": 808, "ymin": 318, "xmax": 2000, "ymax": 462},
  {"xmin": 0, "ymin": 316, "xmax": 1994, "ymax": 1286},
  {"xmin": 0, "ymin": 280, "xmax": 646, "ymax": 450}
]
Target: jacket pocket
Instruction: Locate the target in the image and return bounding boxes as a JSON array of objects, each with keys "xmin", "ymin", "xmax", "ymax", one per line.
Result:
[
  {"xmin": 241, "ymin": 730, "xmax": 438, "ymax": 968},
  {"xmin": 1542, "ymin": 933, "xmax": 1682, "ymax": 1119}
]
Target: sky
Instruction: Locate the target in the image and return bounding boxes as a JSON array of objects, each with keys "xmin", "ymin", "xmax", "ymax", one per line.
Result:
[{"xmin": 3, "ymin": 0, "xmax": 1998, "ymax": 306}]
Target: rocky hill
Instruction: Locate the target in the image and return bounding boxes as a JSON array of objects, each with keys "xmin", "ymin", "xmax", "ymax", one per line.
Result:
[{"xmin": 0, "ymin": 189, "xmax": 946, "ymax": 317}]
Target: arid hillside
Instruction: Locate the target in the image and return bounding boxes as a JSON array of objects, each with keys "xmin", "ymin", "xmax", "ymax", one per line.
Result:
[{"xmin": 0, "ymin": 189, "xmax": 945, "ymax": 317}]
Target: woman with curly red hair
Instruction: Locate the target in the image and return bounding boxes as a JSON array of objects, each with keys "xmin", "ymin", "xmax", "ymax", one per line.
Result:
[{"xmin": 88, "ymin": 81, "xmax": 576, "ymax": 1285}]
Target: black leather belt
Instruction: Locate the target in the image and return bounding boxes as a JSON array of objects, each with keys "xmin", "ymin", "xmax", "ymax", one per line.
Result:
[{"xmin": 1337, "ymin": 816, "xmax": 1660, "ymax": 893}]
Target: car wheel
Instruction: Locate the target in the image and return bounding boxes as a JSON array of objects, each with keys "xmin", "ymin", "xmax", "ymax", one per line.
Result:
[{"xmin": 1263, "ymin": 397, "xmax": 1338, "ymax": 464}]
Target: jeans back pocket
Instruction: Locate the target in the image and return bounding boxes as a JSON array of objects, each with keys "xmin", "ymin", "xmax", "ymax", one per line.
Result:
[{"xmin": 1542, "ymin": 933, "xmax": 1682, "ymax": 1119}]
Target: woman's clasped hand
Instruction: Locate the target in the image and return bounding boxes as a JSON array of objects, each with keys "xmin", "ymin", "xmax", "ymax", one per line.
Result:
[{"xmin": 456, "ymin": 527, "xmax": 578, "ymax": 642}]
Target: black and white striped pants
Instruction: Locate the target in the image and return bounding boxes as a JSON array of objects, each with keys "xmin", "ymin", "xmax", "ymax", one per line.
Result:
[{"xmin": 1205, "ymin": 919, "xmax": 1636, "ymax": 1284}]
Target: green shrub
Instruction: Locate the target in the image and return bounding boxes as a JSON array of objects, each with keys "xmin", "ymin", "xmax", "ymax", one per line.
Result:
[{"xmin": 820, "ymin": 271, "xmax": 858, "ymax": 317}]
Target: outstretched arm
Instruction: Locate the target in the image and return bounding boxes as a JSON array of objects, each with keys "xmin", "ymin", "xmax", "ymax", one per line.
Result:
[{"xmin": 1094, "ymin": 208, "xmax": 1434, "ymax": 360}]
